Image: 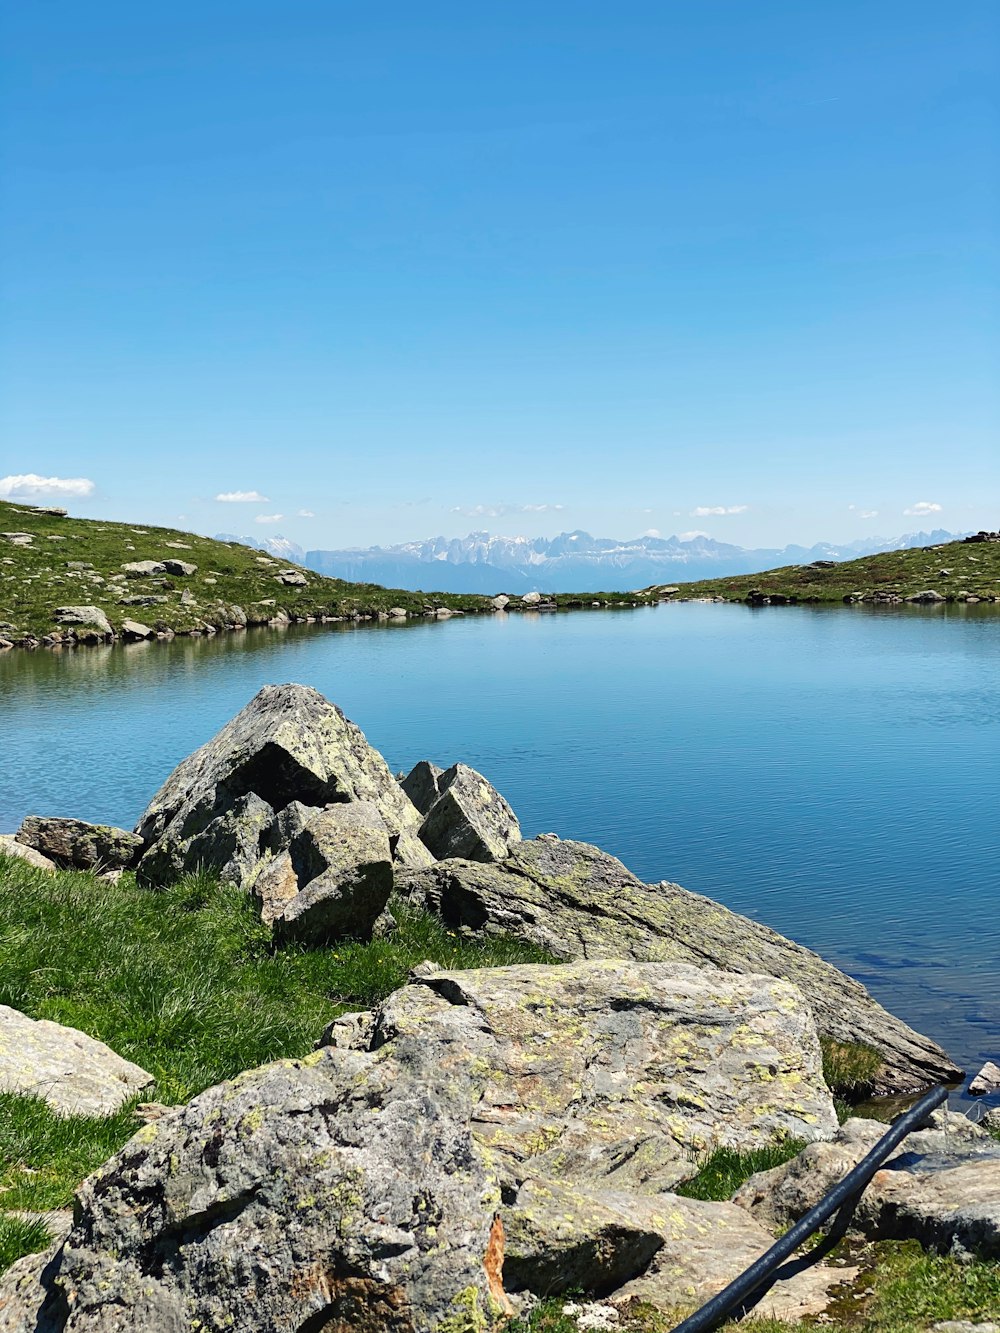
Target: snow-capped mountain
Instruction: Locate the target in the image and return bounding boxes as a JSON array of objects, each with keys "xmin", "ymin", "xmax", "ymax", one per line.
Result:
[
  {"xmin": 300, "ymin": 529, "xmax": 964, "ymax": 593},
  {"xmin": 216, "ymin": 533, "xmax": 306, "ymax": 563}
]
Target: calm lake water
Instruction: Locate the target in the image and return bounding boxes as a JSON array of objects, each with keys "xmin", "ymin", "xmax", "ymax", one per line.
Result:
[{"xmin": 2, "ymin": 604, "xmax": 998, "ymax": 1097}]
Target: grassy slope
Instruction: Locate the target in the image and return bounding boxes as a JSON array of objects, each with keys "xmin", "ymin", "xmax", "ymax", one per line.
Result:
[
  {"xmin": 0, "ymin": 502, "xmax": 637, "ymax": 644},
  {"xmin": 645, "ymin": 537, "xmax": 1000, "ymax": 605}
]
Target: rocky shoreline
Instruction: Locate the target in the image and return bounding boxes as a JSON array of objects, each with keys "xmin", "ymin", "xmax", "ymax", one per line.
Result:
[{"xmin": 1, "ymin": 684, "xmax": 997, "ymax": 1332}]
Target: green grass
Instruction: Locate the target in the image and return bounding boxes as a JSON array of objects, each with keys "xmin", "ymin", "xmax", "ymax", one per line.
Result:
[
  {"xmin": 0, "ymin": 856, "xmax": 556, "ymax": 1221},
  {"xmin": 0, "ymin": 500, "xmax": 637, "ymax": 645},
  {"xmin": 820, "ymin": 1037, "xmax": 883, "ymax": 1098},
  {"xmin": 675, "ymin": 1140, "xmax": 806, "ymax": 1202},
  {"xmin": 0, "ymin": 1214, "xmax": 52, "ymax": 1275},
  {"xmin": 645, "ymin": 537, "xmax": 1000, "ymax": 605}
]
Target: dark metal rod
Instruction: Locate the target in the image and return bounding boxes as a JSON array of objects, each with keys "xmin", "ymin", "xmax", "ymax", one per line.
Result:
[{"xmin": 668, "ymin": 1082, "xmax": 950, "ymax": 1333}]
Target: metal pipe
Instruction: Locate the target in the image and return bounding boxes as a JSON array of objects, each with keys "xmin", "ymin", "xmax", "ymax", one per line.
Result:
[{"xmin": 668, "ymin": 1082, "xmax": 950, "ymax": 1333}]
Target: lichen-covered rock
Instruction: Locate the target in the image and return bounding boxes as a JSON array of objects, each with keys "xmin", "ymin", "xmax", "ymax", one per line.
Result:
[
  {"xmin": 398, "ymin": 835, "xmax": 962, "ymax": 1094},
  {"xmin": 417, "ymin": 763, "xmax": 521, "ymax": 862},
  {"xmin": 53, "ymin": 605, "xmax": 112, "ymax": 635},
  {"xmin": 334, "ymin": 959, "xmax": 838, "ymax": 1190},
  {"xmin": 734, "ymin": 1115, "xmax": 1000, "ymax": 1259},
  {"xmin": 138, "ymin": 790, "xmax": 276, "ymax": 887},
  {"xmin": 401, "ymin": 760, "xmax": 445, "ymax": 816},
  {"xmin": 0, "ymin": 1042, "xmax": 505, "ymax": 1332},
  {"xmin": 134, "ymin": 684, "xmax": 424, "ymax": 885},
  {"xmin": 0, "ymin": 1005, "xmax": 152, "ymax": 1116},
  {"xmin": 0, "ymin": 835, "xmax": 56, "ymax": 872},
  {"xmin": 272, "ymin": 802, "xmax": 393, "ymax": 944},
  {"xmin": 0, "ymin": 960, "xmax": 844, "ymax": 1332},
  {"xmin": 15, "ymin": 816, "xmax": 143, "ymax": 872}
]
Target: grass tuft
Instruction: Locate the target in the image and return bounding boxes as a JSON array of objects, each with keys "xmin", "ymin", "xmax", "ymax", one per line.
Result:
[
  {"xmin": 821, "ymin": 1037, "xmax": 883, "ymax": 1098},
  {"xmin": 674, "ymin": 1140, "xmax": 805, "ymax": 1202},
  {"xmin": 0, "ymin": 1214, "xmax": 51, "ymax": 1275}
]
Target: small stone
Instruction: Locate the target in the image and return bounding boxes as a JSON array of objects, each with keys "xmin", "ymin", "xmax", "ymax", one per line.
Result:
[
  {"xmin": 120, "ymin": 619, "xmax": 154, "ymax": 641},
  {"xmin": 969, "ymin": 1061, "xmax": 1000, "ymax": 1096},
  {"xmin": 0, "ymin": 835, "xmax": 56, "ymax": 871}
]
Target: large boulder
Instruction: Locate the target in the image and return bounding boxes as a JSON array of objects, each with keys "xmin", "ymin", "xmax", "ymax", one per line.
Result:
[
  {"xmin": 734, "ymin": 1114, "xmax": 1000, "ymax": 1260},
  {"xmin": 328, "ymin": 959, "xmax": 838, "ymax": 1191},
  {"xmin": 53, "ymin": 605, "xmax": 112, "ymax": 635},
  {"xmin": 416, "ymin": 763, "xmax": 521, "ymax": 862},
  {"xmin": 0, "ymin": 1032, "xmax": 508, "ymax": 1331},
  {"xmin": 400, "ymin": 760, "xmax": 444, "ymax": 816},
  {"xmin": 0, "ymin": 1005, "xmax": 152, "ymax": 1116},
  {"xmin": 15, "ymin": 816, "xmax": 143, "ymax": 872},
  {"xmin": 397, "ymin": 835, "xmax": 963, "ymax": 1095},
  {"xmin": 0, "ymin": 960, "xmax": 842, "ymax": 1331},
  {"xmin": 134, "ymin": 684, "xmax": 426, "ymax": 885},
  {"xmin": 265, "ymin": 802, "xmax": 394, "ymax": 944}
]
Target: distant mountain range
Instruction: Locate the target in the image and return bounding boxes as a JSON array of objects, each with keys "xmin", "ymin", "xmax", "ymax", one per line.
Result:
[{"xmin": 217, "ymin": 529, "xmax": 967, "ymax": 594}]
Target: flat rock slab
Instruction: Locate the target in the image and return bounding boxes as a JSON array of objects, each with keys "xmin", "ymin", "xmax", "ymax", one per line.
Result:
[
  {"xmin": 52, "ymin": 605, "xmax": 112, "ymax": 634},
  {"xmin": 398, "ymin": 834, "xmax": 962, "ymax": 1094},
  {"xmin": 331, "ymin": 958, "xmax": 838, "ymax": 1190},
  {"xmin": 16, "ymin": 817, "xmax": 142, "ymax": 872},
  {"xmin": 0, "ymin": 1005, "xmax": 152, "ymax": 1117}
]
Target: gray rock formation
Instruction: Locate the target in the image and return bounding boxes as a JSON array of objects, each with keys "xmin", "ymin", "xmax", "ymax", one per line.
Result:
[
  {"xmin": 416, "ymin": 763, "xmax": 521, "ymax": 862},
  {"xmin": 397, "ymin": 835, "xmax": 963, "ymax": 1094},
  {"xmin": 969, "ymin": 1061, "xmax": 1000, "ymax": 1096},
  {"xmin": 53, "ymin": 605, "xmax": 112, "ymax": 635},
  {"xmin": 0, "ymin": 836, "xmax": 56, "ymax": 872},
  {"xmin": 162, "ymin": 559, "xmax": 196, "ymax": 576},
  {"xmin": 121, "ymin": 560, "xmax": 166, "ymax": 576},
  {"xmin": 15, "ymin": 817, "xmax": 143, "ymax": 872},
  {"xmin": 734, "ymin": 1114, "xmax": 1000, "ymax": 1259},
  {"xmin": 120, "ymin": 618, "xmax": 154, "ymax": 641},
  {"xmin": 0, "ymin": 1037, "xmax": 506, "ymax": 1331},
  {"xmin": 401, "ymin": 760, "xmax": 445, "ymax": 816},
  {"xmin": 267, "ymin": 802, "xmax": 394, "ymax": 944},
  {"xmin": 0, "ymin": 1005, "xmax": 152, "ymax": 1116},
  {"xmin": 0, "ymin": 960, "xmax": 843, "ymax": 1331},
  {"xmin": 328, "ymin": 959, "xmax": 838, "ymax": 1194},
  {"xmin": 134, "ymin": 684, "xmax": 425, "ymax": 885}
]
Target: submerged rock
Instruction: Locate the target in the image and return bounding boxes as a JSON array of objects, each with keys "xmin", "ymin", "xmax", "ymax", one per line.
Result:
[
  {"xmin": 398, "ymin": 835, "xmax": 963, "ymax": 1094},
  {"xmin": 0, "ymin": 1005, "xmax": 152, "ymax": 1116},
  {"xmin": 15, "ymin": 816, "xmax": 142, "ymax": 872}
]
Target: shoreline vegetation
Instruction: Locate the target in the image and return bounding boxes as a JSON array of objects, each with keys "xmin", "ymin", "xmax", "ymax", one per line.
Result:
[{"xmin": 3, "ymin": 500, "xmax": 999, "ymax": 653}]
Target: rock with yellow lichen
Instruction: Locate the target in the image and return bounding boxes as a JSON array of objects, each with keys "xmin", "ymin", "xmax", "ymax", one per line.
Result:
[
  {"xmin": 398, "ymin": 834, "xmax": 963, "ymax": 1095},
  {"xmin": 0, "ymin": 959, "xmax": 838, "ymax": 1332}
]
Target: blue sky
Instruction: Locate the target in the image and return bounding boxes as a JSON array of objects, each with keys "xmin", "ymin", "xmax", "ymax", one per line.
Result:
[{"xmin": 2, "ymin": 2, "xmax": 997, "ymax": 549}]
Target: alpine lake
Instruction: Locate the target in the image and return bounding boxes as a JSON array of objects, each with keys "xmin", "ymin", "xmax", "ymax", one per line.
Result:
[{"xmin": 2, "ymin": 600, "xmax": 997, "ymax": 1102}]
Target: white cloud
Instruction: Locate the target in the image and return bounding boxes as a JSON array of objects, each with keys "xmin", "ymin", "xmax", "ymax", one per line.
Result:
[
  {"xmin": 678, "ymin": 530, "xmax": 710, "ymax": 541},
  {"xmin": 641, "ymin": 528, "xmax": 661, "ymax": 538},
  {"xmin": 0, "ymin": 473, "xmax": 95, "ymax": 498},
  {"xmin": 450, "ymin": 502, "xmax": 565, "ymax": 518},
  {"xmin": 297, "ymin": 509, "xmax": 315, "ymax": 518},
  {"xmin": 860, "ymin": 510, "xmax": 878, "ymax": 519},
  {"xmin": 215, "ymin": 490, "xmax": 270, "ymax": 503},
  {"xmin": 254, "ymin": 513, "xmax": 284, "ymax": 524},
  {"xmin": 691, "ymin": 504, "xmax": 748, "ymax": 517},
  {"xmin": 903, "ymin": 501, "xmax": 942, "ymax": 517}
]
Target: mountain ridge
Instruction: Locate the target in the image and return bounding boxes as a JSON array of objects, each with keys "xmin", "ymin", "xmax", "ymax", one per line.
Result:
[{"xmin": 221, "ymin": 527, "xmax": 967, "ymax": 593}]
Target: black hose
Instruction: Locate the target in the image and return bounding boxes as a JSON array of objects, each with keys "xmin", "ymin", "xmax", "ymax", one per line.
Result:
[{"xmin": 667, "ymin": 1082, "xmax": 950, "ymax": 1333}]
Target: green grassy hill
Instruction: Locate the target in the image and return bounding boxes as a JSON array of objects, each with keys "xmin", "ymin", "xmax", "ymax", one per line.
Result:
[
  {"xmin": 646, "ymin": 535, "xmax": 1000, "ymax": 606},
  {"xmin": 0, "ymin": 501, "xmax": 637, "ymax": 646}
]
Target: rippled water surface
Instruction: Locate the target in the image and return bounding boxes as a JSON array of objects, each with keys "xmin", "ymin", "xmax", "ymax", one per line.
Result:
[{"xmin": 2, "ymin": 604, "xmax": 998, "ymax": 1086}]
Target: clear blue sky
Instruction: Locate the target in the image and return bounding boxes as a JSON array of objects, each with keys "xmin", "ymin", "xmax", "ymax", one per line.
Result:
[{"xmin": 2, "ymin": 2, "xmax": 997, "ymax": 549}]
